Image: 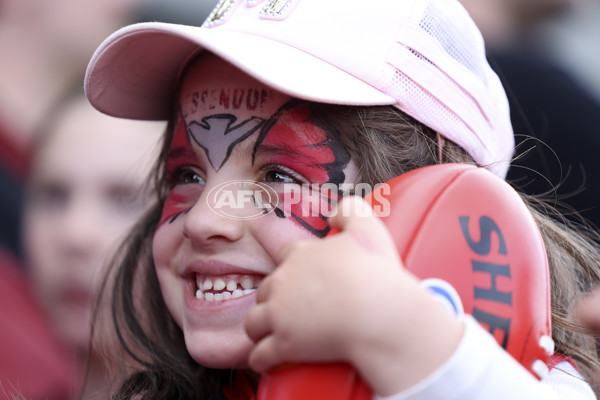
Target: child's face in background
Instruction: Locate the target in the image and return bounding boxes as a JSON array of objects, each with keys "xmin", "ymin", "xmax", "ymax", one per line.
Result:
[
  {"xmin": 24, "ymin": 97, "xmax": 163, "ymax": 352},
  {"xmin": 153, "ymin": 54, "xmax": 358, "ymax": 368}
]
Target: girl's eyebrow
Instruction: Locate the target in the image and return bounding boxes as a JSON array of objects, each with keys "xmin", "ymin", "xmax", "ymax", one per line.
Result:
[{"xmin": 253, "ymin": 143, "xmax": 322, "ymax": 165}]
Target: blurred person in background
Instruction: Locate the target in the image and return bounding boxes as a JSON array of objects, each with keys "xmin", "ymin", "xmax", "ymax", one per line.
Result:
[
  {"xmin": 0, "ymin": 92, "xmax": 163, "ymax": 399},
  {"xmin": 22, "ymin": 92, "xmax": 164, "ymax": 398},
  {"xmin": 460, "ymin": 0, "xmax": 600, "ymax": 229},
  {"xmin": 540, "ymin": 0, "xmax": 600, "ymax": 104},
  {"xmin": 133, "ymin": 0, "xmax": 217, "ymax": 26},
  {"xmin": 0, "ymin": 0, "xmax": 144, "ymax": 263},
  {"xmin": 0, "ymin": 1, "xmax": 148, "ymax": 397},
  {"xmin": 459, "ymin": 0, "xmax": 579, "ymax": 49}
]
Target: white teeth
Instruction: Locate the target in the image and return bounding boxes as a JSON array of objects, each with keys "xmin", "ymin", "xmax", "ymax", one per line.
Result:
[
  {"xmin": 197, "ymin": 288, "xmax": 253, "ymax": 302},
  {"xmin": 226, "ymin": 280, "xmax": 237, "ymax": 291},
  {"xmin": 195, "ymin": 274, "xmax": 260, "ymax": 302},
  {"xmin": 241, "ymin": 277, "xmax": 254, "ymax": 290},
  {"xmin": 213, "ymin": 278, "xmax": 226, "ymax": 291}
]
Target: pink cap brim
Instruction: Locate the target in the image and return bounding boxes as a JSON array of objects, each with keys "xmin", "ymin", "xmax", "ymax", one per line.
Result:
[{"xmin": 85, "ymin": 22, "xmax": 395, "ymax": 120}]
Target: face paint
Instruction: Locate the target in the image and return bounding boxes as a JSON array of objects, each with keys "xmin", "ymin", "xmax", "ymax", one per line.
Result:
[
  {"xmin": 159, "ymin": 108, "xmax": 267, "ymax": 227},
  {"xmin": 188, "ymin": 114, "xmax": 264, "ymax": 170},
  {"xmin": 159, "ymin": 112, "xmax": 202, "ymax": 227},
  {"xmin": 253, "ymin": 101, "xmax": 351, "ymax": 237}
]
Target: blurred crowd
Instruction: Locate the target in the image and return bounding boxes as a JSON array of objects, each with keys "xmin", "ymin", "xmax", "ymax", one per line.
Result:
[{"xmin": 1, "ymin": 0, "xmax": 599, "ymax": 398}]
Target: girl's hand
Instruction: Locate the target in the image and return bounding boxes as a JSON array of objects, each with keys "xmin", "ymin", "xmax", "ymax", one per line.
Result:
[{"xmin": 244, "ymin": 196, "xmax": 464, "ymax": 396}]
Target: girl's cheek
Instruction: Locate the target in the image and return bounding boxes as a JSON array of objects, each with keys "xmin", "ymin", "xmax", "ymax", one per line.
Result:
[
  {"xmin": 253, "ymin": 210, "xmax": 317, "ymax": 260},
  {"xmin": 157, "ymin": 187, "xmax": 202, "ymax": 228},
  {"xmin": 152, "ymin": 226, "xmax": 170, "ymax": 266}
]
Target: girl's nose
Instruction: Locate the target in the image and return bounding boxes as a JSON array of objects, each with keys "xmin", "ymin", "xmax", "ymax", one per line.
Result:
[
  {"xmin": 182, "ymin": 186, "xmax": 247, "ymax": 246},
  {"xmin": 57, "ymin": 195, "xmax": 102, "ymax": 260}
]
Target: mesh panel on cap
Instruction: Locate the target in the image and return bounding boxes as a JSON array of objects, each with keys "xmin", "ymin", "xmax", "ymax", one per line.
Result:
[
  {"xmin": 405, "ymin": 48, "xmax": 483, "ymax": 125},
  {"xmin": 382, "ymin": 61, "xmax": 488, "ymax": 165},
  {"xmin": 419, "ymin": 2, "xmax": 487, "ymax": 84},
  {"xmin": 379, "ymin": 0, "xmax": 499, "ymax": 171}
]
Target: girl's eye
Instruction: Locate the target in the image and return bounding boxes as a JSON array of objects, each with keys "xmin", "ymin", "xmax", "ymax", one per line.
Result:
[
  {"xmin": 30, "ymin": 183, "xmax": 69, "ymax": 212},
  {"xmin": 262, "ymin": 165, "xmax": 305, "ymax": 185},
  {"xmin": 106, "ymin": 184, "xmax": 148, "ymax": 214},
  {"xmin": 170, "ymin": 167, "xmax": 206, "ymax": 187}
]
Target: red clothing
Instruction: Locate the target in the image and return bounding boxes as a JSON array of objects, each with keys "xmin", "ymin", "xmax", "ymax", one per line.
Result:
[
  {"xmin": 0, "ymin": 249, "xmax": 74, "ymax": 400},
  {"xmin": 0, "ymin": 123, "xmax": 29, "ymax": 180},
  {"xmin": 0, "ymin": 123, "xmax": 28, "ymax": 261},
  {"xmin": 548, "ymin": 353, "xmax": 578, "ymax": 371},
  {"xmin": 223, "ymin": 371, "xmax": 256, "ymax": 400}
]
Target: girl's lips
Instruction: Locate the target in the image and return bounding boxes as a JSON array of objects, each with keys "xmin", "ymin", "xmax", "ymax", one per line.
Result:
[
  {"xmin": 182, "ymin": 258, "xmax": 267, "ymax": 278},
  {"xmin": 59, "ymin": 285, "xmax": 94, "ymax": 309}
]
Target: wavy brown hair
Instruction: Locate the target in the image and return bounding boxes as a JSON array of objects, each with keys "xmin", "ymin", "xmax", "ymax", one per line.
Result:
[{"xmin": 95, "ymin": 103, "xmax": 600, "ymax": 398}]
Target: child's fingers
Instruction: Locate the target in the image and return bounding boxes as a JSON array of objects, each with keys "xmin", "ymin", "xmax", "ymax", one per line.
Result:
[
  {"xmin": 275, "ymin": 196, "xmax": 396, "ymax": 265},
  {"xmin": 247, "ymin": 334, "xmax": 281, "ymax": 373},
  {"xmin": 255, "ymin": 273, "xmax": 273, "ymax": 304},
  {"xmin": 246, "ymin": 196, "xmax": 407, "ymax": 374},
  {"xmin": 329, "ymin": 196, "xmax": 399, "ymax": 260},
  {"xmin": 245, "ymin": 303, "xmax": 271, "ymax": 344},
  {"xmin": 245, "ymin": 272, "xmax": 275, "ymax": 342},
  {"xmin": 328, "ymin": 195, "xmax": 374, "ymax": 230},
  {"xmin": 274, "ymin": 237, "xmax": 313, "ymax": 267}
]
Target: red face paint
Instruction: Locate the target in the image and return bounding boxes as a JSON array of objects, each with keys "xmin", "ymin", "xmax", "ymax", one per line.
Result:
[
  {"xmin": 158, "ymin": 111, "xmax": 202, "ymax": 227},
  {"xmin": 255, "ymin": 102, "xmax": 351, "ymax": 237},
  {"xmin": 158, "ymin": 102, "xmax": 352, "ymax": 238}
]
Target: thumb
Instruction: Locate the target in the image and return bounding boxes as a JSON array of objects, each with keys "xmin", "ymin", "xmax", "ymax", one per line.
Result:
[{"xmin": 329, "ymin": 196, "xmax": 398, "ymax": 258}]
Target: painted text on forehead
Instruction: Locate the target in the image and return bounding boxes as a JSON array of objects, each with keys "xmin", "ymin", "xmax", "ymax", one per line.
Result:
[
  {"xmin": 180, "ymin": 87, "xmax": 275, "ymax": 118},
  {"xmin": 177, "ymin": 54, "xmax": 295, "ymax": 124}
]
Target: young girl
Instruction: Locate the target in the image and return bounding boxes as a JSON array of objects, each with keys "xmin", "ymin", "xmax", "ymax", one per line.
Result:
[{"xmin": 85, "ymin": 0, "xmax": 600, "ymax": 398}]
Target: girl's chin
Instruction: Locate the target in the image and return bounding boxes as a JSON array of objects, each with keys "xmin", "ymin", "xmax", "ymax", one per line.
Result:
[{"xmin": 185, "ymin": 334, "xmax": 252, "ymax": 369}]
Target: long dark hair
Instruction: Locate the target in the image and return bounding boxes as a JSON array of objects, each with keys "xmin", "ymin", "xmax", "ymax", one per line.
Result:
[{"xmin": 95, "ymin": 103, "xmax": 600, "ymax": 398}]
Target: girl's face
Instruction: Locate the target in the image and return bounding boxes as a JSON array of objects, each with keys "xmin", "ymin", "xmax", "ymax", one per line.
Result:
[
  {"xmin": 152, "ymin": 54, "xmax": 358, "ymax": 368},
  {"xmin": 24, "ymin": 98, "xmax": 162, "ymax": 352}
]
